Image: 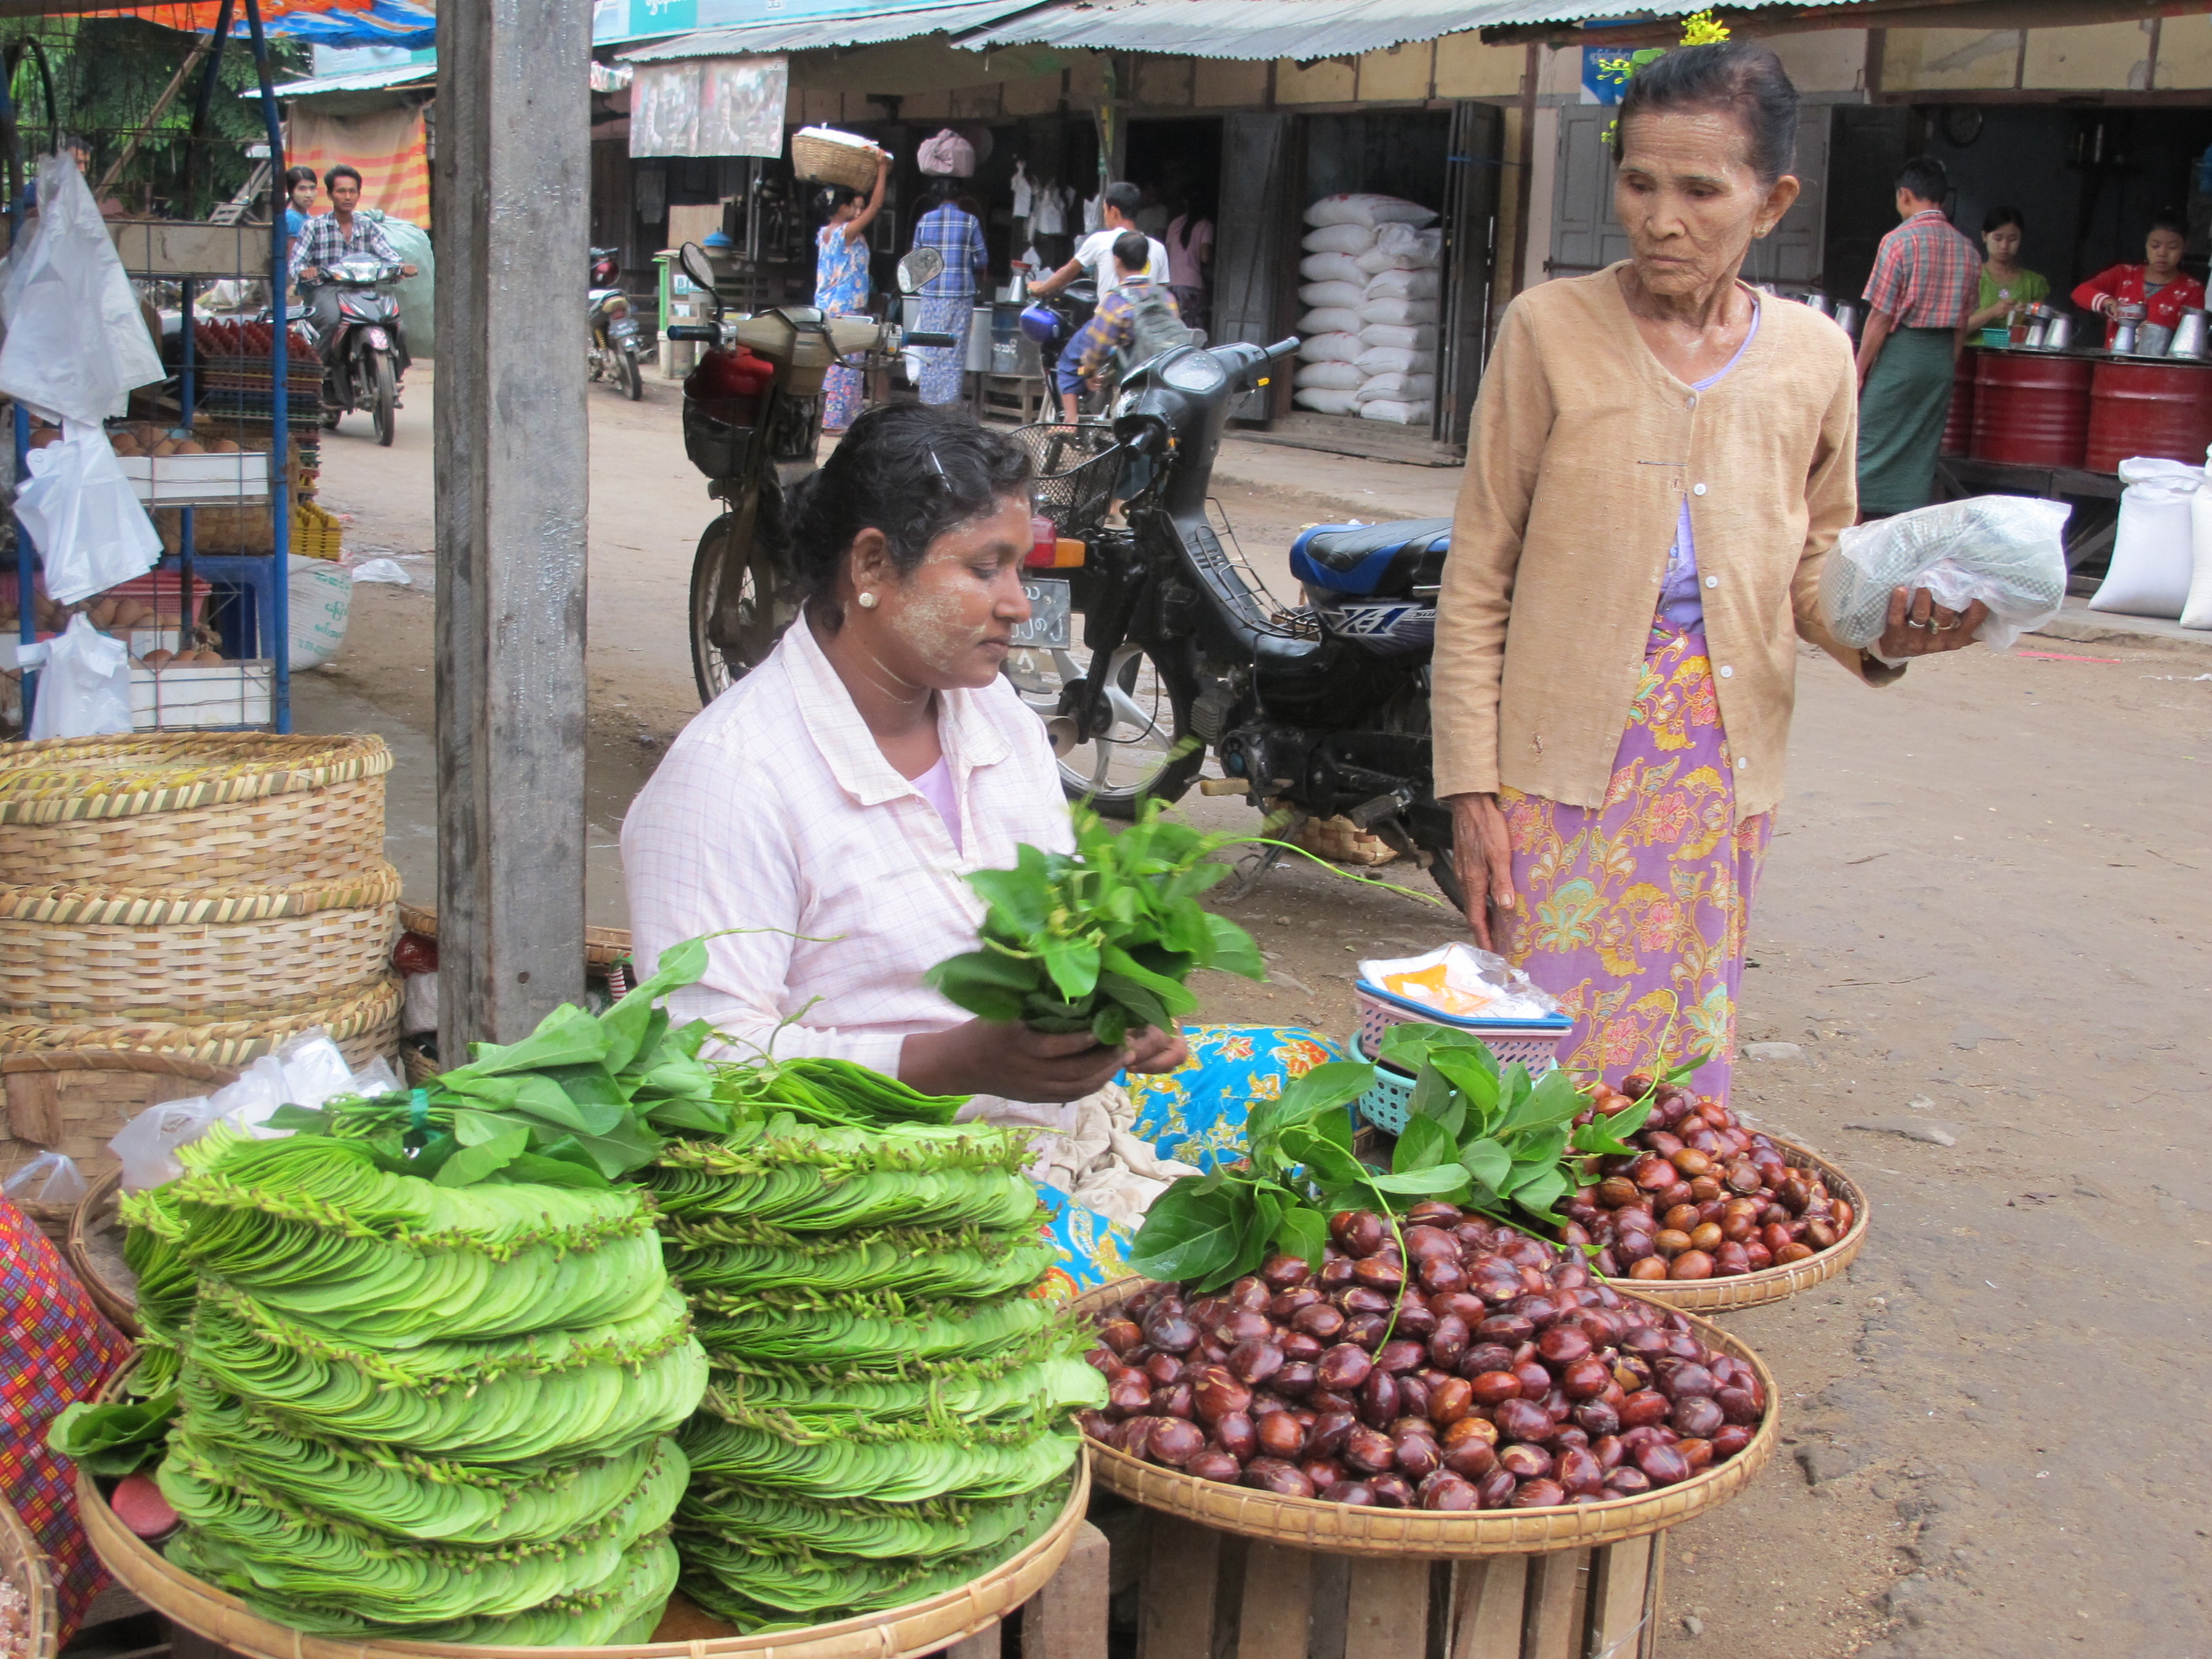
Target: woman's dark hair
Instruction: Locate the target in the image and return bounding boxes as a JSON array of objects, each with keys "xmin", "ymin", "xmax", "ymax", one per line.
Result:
[
  {"xmin": 1611, "ymin": 41, "xmax": 1800, "ymax": 188},
  {"xmin": 284, "ymin": 165, "xmax": 318, "ymax": 191},
  {"xmin": 1982, "ymin": 204, "xmax": 2023, "ymax": 234},
  {"xmin": 2149, "ymin": 207, "xmax": 2189, "ymax": 238},
  {"xmin": 323, "ymin": 163, "xmax": 364, "ymax": 193},
  {"xmin": 1895, "ymin": 155, "xmax": 1948, "ymax": 205},
  {"xmin": 819, "ymin": 183, "xmax": 861, "ymax": 216},
  {"xmin": 784, "ymin": 405, "xmax": 1032, "ymax": 626}
]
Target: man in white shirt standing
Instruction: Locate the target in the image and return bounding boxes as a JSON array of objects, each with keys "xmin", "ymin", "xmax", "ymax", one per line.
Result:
[{"xmin": 1030, "ymin": 181, "xmax": 1168, "ymax": 301}]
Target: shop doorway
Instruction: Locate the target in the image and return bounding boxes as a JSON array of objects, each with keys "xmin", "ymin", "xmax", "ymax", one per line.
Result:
[{"xmin": 1127, "ymin": 116, "xmax": 1225, "ymax": 335}]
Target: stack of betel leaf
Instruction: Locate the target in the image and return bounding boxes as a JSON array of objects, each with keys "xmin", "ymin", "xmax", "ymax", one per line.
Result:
[
  {"xmin": 643, "ymin": 1057, "xmax": 1106, "ymax": 1632},
  {"xmin": 60, "ymin": 945, "xmax": 731, "ymax": 1645}
]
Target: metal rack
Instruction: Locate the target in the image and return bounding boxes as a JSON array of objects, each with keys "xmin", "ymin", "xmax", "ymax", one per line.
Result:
[{"xmin": 5, "ymin": 0, "xmax": 295, "ymax": 733}]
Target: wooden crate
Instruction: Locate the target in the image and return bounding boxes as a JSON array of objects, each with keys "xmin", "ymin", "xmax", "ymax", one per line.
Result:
[{"xmin": 1125, "ymin": 1510, "xmax": 1664, "ymax": 1659}]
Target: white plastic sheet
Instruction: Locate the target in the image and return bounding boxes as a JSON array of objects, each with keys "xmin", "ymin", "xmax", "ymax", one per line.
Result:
[
  {"xmin": 13, "ymin": 423, "xmax": 162, "ymax": 604},
  {"xmin": 0, "ymin": 152, "xmax": 165, "ymax": 424},
  {"xmin": 20, "ymin": 613, "xmax": 133, "ymax": 739}
]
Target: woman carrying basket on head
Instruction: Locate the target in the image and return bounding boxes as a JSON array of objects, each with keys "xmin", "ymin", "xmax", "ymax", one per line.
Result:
[{"xmin": 814, "ymin": 147, "xmax": 891, "ymax": 434}]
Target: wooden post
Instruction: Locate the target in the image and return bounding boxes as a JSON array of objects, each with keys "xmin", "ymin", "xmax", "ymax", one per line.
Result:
[
  {"xmin": 1025, "ymin": 1521, "xmax": 1111, "ymax": 1659},
  {"xmin": 433, "ymin": 0, "xmax": 591, "ymax": 1048}
]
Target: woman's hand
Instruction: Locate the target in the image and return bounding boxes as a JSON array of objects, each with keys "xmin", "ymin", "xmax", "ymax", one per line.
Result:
[
  {"xmin": 1122, "ymin": 1025, "xmax": 1189, "ymax": 1075},
  {"xmin": 2100, "ymin": 295, "xmax": 2123, "ymax": 320},
  {"xmin": 1446, "ymin": 792, "xmax": 1518, "ymax": 951},
  {"xmin": 1873, "ymin": 585, "xmax": 1990, "ymax": 661},
  {"xmin": 899, "ymin": 1020, "xmax": 1163, "ymax": 1102}
]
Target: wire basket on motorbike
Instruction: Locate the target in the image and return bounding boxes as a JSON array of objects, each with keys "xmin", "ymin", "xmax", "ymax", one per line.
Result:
[{"xmin": 1010, "ymin": 421, "xmax": 1125, "ymax": 540}]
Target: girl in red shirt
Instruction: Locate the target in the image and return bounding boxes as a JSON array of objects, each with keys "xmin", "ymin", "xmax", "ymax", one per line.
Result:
[{"xmin": 2073, "ymin": 210, "xmax": 2205, "ymax": 346}]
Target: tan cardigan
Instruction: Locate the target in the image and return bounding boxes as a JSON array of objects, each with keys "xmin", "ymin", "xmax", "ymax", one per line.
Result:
[{"xmin": 1432, "ymin": 266, "xmax": 1900, "ymax": 821}]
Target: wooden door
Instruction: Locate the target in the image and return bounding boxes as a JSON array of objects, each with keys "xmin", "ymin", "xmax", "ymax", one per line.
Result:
[
  {"xmin": 1214, "ymin": 112, "xmax": 1296, "ymax": 423},
  {"xmin": 1435, "ymin": 100, "xmax": 1504, "ymax": 447}
]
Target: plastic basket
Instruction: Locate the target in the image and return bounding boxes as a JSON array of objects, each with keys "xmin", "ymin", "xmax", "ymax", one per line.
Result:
[
  {"xmin": 1011, "ymin": 423, "xmax": 1122, "ymax": 538},
  {"xmin": 1349, "ymin": 1020, "xmax": 1565, "ymax": 1138},
  {"xmin": 293, "ymin": 499, "xmax": 342, "ymax": 560},
  {"xmin": 683, "ymin": 394, "xmax": 757, "ymax": 479},
  {"xmin": 1353, "ymin": 979, "xmax": 1573, "ymax": 1062}
]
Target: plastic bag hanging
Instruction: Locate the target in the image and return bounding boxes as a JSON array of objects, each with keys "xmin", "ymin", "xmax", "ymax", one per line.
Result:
[
  {"xmin": 0, "ymin": 152, "xmax": 166, "ymax": 425},
  {"xmin": 1817, "ymin": 495, "xmax": 2071, "ymax": 653},
  {"xmin": 13, "ymin": 422, "xmax": 163, "ymax": 605},
  {"xmin": 20, "ymin": 613, "xmax": 134, "ymax": 740}
]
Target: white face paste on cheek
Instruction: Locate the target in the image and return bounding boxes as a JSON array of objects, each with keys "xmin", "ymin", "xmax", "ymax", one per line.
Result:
[{"xmin": 881, "ymin": 563, "xmax": 994, "ymax": 682}]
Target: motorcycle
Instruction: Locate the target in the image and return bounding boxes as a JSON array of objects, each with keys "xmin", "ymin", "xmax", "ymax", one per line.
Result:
[
  {"xmin": 668, "ymin": 242, "xmax": 961, "ymax": 703},
  {"xmin": 588, "ymin": 246, "xmax": 644, "ymax": 401},
  {"xmin": 309, "ymin": 255, "xmax": 409, "ymax": 447},
  {"xmin": 1017, "ymin": 280, "xmax": 1097, "ymax": 410},
  {"xmin": 1000, "ymin": 334, "xmax": 1466, "ymax": 905}
]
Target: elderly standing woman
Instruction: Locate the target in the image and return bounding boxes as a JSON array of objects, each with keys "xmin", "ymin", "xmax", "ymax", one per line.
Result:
[{"xmin": 1431, "ymin": 42, "xmax": 1986, "ymax": 1101}]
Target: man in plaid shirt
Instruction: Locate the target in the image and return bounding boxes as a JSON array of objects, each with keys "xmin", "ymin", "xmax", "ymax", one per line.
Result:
[
  {"xmin": 289, "ymin": 165, "xmax": 416, "ymax": 340},
  {"xmin": 1855, "ymin": 155, "xmax": 1979, "ymax": 518}
]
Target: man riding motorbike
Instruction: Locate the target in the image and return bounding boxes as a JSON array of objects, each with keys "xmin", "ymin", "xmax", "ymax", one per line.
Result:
[{"xmin": 290, "ymin": 165, "xmax": 417, "ymax": 339}]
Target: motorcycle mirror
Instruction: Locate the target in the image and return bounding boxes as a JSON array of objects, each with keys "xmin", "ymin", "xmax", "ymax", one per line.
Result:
[
  {"xmin": 897, "ymin": 247, "xmax": 943, "ymax": 295},
  {"xmin": 678, "ymin": 241, "xmax": 721, "ymax": 311}
]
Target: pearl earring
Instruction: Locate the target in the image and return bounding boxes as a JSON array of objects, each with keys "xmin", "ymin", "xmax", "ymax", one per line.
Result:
[{"xmin": 856, "ymin": 591, "xmax": 878, "ymax": 610}]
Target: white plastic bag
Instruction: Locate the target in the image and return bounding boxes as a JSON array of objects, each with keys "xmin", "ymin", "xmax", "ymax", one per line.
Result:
[
  {"xmin": 109, "ymin": 1092, "xmax": 224, "ymax": 1190},
  {"xmin": 2, "ymin": 1150, "xmax": 88, "ymax": 1208},
  {"xmin": 1818, "ymin": 495, "xmax": 2071, "ymax": 652},
  {"xmin": 1361, "ymin": 399, "xmax": 1433, "ymax": 426},
  {"xmin": 1298, "ymin": 251, "xmax": 1366, "ymax": 286},
  {"xmin": 1357, "ymin": 372, "xmax": 1436, "ymax": 404},
  {"xmin": 1355, "ymin": 344, "xmax": 1434, "ymax": 376},
  {"xmin": 287, "ymin": 555, "xmax": 353, "ymax": 670},
  {"xmin": 403, "ymin": 965, "xmax": 440, "ymax": 1035},
  {"xmin": 1359, "ymin": 297, "xmax": 1439, "ymax": 327},
  {"xmin": 2091, "ymin": 457, "xmax": 2201, "ymax": 620},
  {"xmin": 1301, "ymin": 223, "xmax": 1375, "ymax": 256},
  {"xmin": 1295, "ymin": 361, "xmax": 1364, "ymax": 391},
  {"xmin": 0, "ymin": 152, "xmax": 166, "ymax": 424},
  {"xmin": 20, "ymin": 613, "xmax": 134, "ymax": 739},
  {"xmin": 1304, "ymin": 193, "xmax": 1437, "ymax": 230},
  {"xmin": 1359, "ymin": 942, "xmax": 1560, "ymax": 1020},
  {"xmin": 1297, "ymin": 331, "xmax": 1364, "ymax": 364},
  {"xmin": 1361, "ymin": 321, "xmax": 1439, "ymax": 351},
  {"xmin": 350, "ymin": 556, "xmax": 412, "ymax": 585},
  {"xmin": 1365, "ymin": 268, "xmax": 1441, "ymax": 302},
  {"xmin": 916, "ymin": 128, "xmax": 975, "ymax": 177},
  {"xmin": 1298, "ymin": 306, "xmax": 1365, "ymax": 336},
  {"xmin": 13, "ymin": 423, "xmax": 163, "ymax": 605},
  {"xmin": 1298, "ymin": 280, "xmax": 1368, "ymax": 311},
  {"xmin": 2185, "ymin": 477, "xmax": 2212, "ymax": 629},
  {"xmin": 1294, "ymin": 386, "xmax": 1361, "ymax": 415}
]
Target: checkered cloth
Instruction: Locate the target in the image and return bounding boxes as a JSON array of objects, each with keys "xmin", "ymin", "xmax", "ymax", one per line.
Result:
[
  {"xmin": 0, "ymin": 1198, "xmax": 132, "ymax": 1642},
  {"xmin": 1862, "ymin": 209, "xmax": 1979, "ymax": 330},
  {"xmin": 910, "ymin": 203, "xmax": 987, "ymax": 299}
]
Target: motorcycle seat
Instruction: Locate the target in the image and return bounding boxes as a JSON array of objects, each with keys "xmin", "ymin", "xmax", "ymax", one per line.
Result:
[{"xmin": 1290, "ymin": 518, "xmax": 1451, "ymax": 598}]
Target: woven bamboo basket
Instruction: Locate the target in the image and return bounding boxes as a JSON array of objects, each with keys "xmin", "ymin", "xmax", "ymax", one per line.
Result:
[
  {"xmin": 66, "ymin": 1166, "xmax": 139, "ymax": 1335},
  {"xmin": 0, "ymin": 976, "xmax": 401, "ymax": 1073},
  {"xmin": 397, "ymin": 900, "xmax": 632, "ymax": 972},
  {"xmin": 1598, "ymin": 1135, "xmax": 1869, "ymax": 1313},
  {"xmin": 1070, "ymin": 1280, "xmax": 1776, "ymax": 1558},
  {"xmin": 2, "ymin": 1049, "xmax": 236, "ymax": 1243},
  {"xmin": 792, "ymin": 130, "xmax": 881, "ymax": 193},
  {"xmin": 0, "ymin": 734, "xmax": 390, "ymax": 890},
  {"xmin": 0, "ymin": 1493, "xmax": 56, "ymax": 1659},
  {"xmin": 78, "ymin": 1426, "xmax": 1090, "ymax": 1659},
  {"xmin": 0, "ymin": 867, "xmax": 401, "ymax": 1024}
]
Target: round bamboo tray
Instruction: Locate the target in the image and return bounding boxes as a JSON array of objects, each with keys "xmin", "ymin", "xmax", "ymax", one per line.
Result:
[
  {"xmin": 792, "ymin": 130, "xmax": 881, "ymax": 193},
  {"xmin": 0, "ymin": 736, "xmax": 390, "ymax": 891},
  {"xmin": 2, "ymin": 1049, "xmax": 236, "ymax": 1244},
  {"xmin": 0, "ymin": 976, "xmax": 401, "ymax": 1072},
  {"xmin": 397, "ymin": 900, "xmax": 632, "ymax": 972},
  {"xmin": 0, "ymin": 868, "xmax": 400, "ymax": 1023},
  {"xmin": 78, "ymin": 1427, "xmax": 1090, "ymax": 1659},
  {"xmin": 1070, "ymin": 1278, "xmax": 1776, "ymax": 1558},
  {"xmin": 1595, "ymin": 1134, "xmax": 1868, "ymax": 1313},
  {"xmin": 67, "ymin": 1166, "xmax": 139, "ymax": 1335},
  {"xmin": 0, "ymin": 1493, "xmax": 56, "ymax": 1659}
]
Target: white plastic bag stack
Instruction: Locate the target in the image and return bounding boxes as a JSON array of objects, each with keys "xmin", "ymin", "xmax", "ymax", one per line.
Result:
[
  {"xmin": 2090, "ymin": 458, "xmax": 2201, "ymax": 621},
  {"xmin": 1296, "ymin": 195, "xmax": 1441, "ymax": 418}
]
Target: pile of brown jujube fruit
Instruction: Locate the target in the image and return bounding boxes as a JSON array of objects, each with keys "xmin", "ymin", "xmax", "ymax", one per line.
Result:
[
  {"xmin": 1079, "ymin": 1203, "xmax": 1766, "ymax": 1511},
  {"xmin": 1566, "ymin": 1075, "xmax": 1855, "ymax": 1284}
]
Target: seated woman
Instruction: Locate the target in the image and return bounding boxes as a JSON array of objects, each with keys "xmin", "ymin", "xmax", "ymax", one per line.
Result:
[{"xmin": 621, "ymin": 405, "xmax": 1331, "ymax": 1291}]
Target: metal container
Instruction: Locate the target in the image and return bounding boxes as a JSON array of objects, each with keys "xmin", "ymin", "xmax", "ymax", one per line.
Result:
[
  {"xmin": 1941, "ymin": 348, "xmax": 1977, "ymax": 456},
  {"xmin": 1801, "ymin": 293, "xmax": 1834, "ymax": 317},
  {"xmin": 1833, "ymin": 302, "xmax": 1859, "ymax": 341},
  {"xmin": 2169, "ymin": 309, "xmax": 2208, "ymax": 359},
  {"xmin": 2140, "ymin": 322, "xmax": 2175, "ymax": 358},
  {"xmin": 2043, "ymin": 315, "xmax": 2075, "ymax": 351},
  {"xmin": 2112, "ymin": 322, "xmax": 2139, "ymax": 355},
  {"xmin": 2023, "ymin": 320, "xmax": 2047, "ymax": 348},
  {"xmin": 2085, "ymin": 357, "xmax": 2212, "ymax": 470},
  {"xmin": 1971, "ymin": 350, "xmax": 2094, "ymax": 467}
]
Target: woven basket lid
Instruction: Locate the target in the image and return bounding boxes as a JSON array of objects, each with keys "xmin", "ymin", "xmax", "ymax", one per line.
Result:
[{"xmin": 0, "ymin": 735, "xmax": 393, "ymax": 826}]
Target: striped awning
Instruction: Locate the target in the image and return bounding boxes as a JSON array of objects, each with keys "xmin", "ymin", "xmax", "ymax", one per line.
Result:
[{"xmin": 116, "ymin": 0, "xmax": 437, "ymax": 48}]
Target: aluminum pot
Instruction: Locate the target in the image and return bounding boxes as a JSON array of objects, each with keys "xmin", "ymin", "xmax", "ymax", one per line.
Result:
[
  {"xmin": 2169, "ymin": 309, "xmax": 2208, "ymax": 359},
  {"xmin": 2042, "ymin": 314, "xmax": 2075, "ymax": 351}
]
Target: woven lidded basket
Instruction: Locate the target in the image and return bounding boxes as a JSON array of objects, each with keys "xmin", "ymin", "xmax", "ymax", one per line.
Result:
[
  {"xmin": 1604, "ymin": 1134, "xmax": 1869, "ymax": 1313},
  {"xmin": 0, "ymin": 866, "xmax": 400, "ymax": 1023},
  {"xmin": 1, "ymin": 1049, "xmax": 236, "ymax": 1243},
  {"xmin": 79, "ymin": 1402, "xmax": 1089, "ymax": 1659},
  {"xmin": 0, "ymin": 1493, "xmax": 56, "ymax": 1659},
  {"xmin": 0, "ymin": 976, "xmax": 401, "ymax": 1074},
  {"xmin": 791, "ymin": 129, "xmax": 881, "ymax": 193},
  {"xmin": 0, "ymin": 734, "xmax": 390, "ymax": 890},
  {"xmin": 1070, "ymin": 1278, "xmax": 1777, "ymax": 1558}
]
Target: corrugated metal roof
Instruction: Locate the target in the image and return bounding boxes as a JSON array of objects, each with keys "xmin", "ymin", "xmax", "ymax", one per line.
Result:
[
  {"xmin": 264, "ymin": 60, "xmax": 438, "ymax": 97},
  {"xmin": 620, "ymin": 0, "xmax": 1033, "ymax": 58}
]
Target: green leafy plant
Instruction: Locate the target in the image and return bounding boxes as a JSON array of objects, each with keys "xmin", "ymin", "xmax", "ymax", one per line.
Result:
[
  {"xmin": 926, "ymin": 804, "xmax": 1267, "ymax": 1046},
  {"xmin": 49, "ymin": 1391, "xmax": 176, "ymax": 1475}
]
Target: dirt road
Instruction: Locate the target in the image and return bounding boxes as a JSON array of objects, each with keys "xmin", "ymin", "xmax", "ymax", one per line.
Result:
[{"xmin": 306, "ymin": 370, "xmax": 2212, "ymax": 1656}]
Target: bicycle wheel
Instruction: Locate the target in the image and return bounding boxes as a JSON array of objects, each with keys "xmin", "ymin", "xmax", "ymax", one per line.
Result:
[
  {"xmin": 690, "ymin": 510, "xmax": 798, "ymax": 704},
  {"xmin": 1003, "ymin": 639, "xmax": 1203, "ymax": 816}
]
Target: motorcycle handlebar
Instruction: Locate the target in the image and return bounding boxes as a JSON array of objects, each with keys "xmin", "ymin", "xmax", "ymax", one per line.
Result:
[
  {"xmin": 665, "ymin": 324, "xmax": 719, "ymax": 342},
  {"xmin": 905, "ymin": 331, "xmax": 960, "ymax": 346},
  {"xmin": 1263, "ymin": 336, "xmax": 1300, "ymax": 361}
]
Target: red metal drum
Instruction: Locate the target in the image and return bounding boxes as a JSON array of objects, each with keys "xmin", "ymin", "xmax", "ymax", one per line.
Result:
[
  {"xmin": 1942, "ymin": 348, "xmax": 1976, "ymax": 455},
  {"xmin": 1971, "ymin": 350, "xmax": 2093, "ymax": 467},
  {"xmin": 2084, "ymin": 358, "xmax": 2212, "ymax": 472}
]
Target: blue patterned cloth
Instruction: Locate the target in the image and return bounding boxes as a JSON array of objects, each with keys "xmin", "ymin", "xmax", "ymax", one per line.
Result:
[
  {"xmin": 1031, "ymin": 1024, "xmax": 1341, "ymax": 1298},
  {"xmin": 816, "ymin": 223, "xmax": 872, "ymax": 431}
]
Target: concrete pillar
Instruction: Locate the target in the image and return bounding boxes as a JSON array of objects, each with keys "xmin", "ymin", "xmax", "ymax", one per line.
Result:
[{"xmin": 433, "ymin": 0, "xmax": 591, "ymax": 1048}]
